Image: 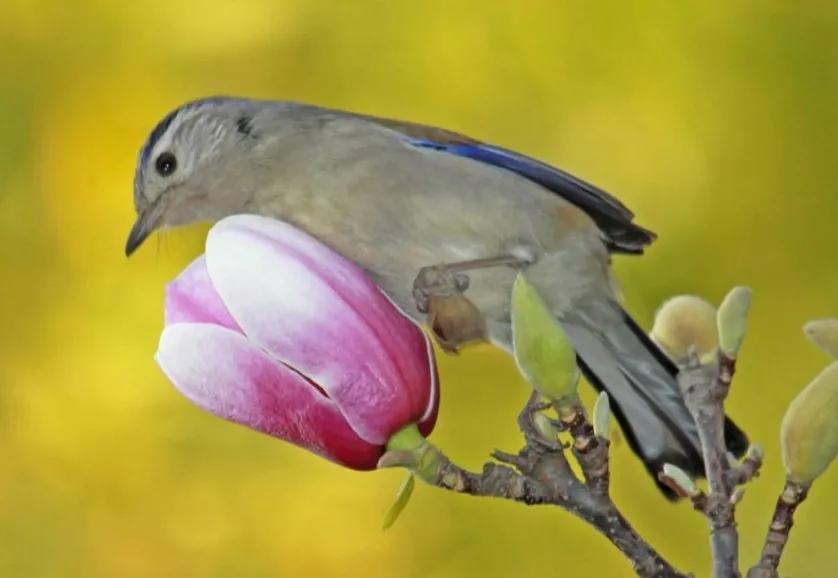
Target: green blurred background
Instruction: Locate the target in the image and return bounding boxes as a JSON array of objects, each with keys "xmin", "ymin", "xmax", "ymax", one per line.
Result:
[{"xmin": 2, "ymin": 1, "xmax": 837, "ymax": 576}]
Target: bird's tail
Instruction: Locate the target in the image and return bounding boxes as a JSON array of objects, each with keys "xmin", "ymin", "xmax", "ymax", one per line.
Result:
[{"xmin": 561, "ymin": 305, "xmax": 748, "ymax": 498}]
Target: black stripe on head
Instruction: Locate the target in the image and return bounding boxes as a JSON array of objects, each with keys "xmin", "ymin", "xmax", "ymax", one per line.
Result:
[
  {"xmin": 133, "ymin": 97, "xmax": 238, "ymax": 208},
  {"xmin": 140, "ymin": 109, "xmax": 180, "ymax": 169},
  {"xmin": 134, "ymin": 107, "xmax": 181, "ymax": 208}
]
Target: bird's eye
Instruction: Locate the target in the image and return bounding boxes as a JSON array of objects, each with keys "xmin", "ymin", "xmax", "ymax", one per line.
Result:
[{"xmin": 155, "ymin": 152, "xmax": 178, "ymax": 177}]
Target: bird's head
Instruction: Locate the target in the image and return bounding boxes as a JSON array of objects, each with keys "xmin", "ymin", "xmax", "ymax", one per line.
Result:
[{"xmin": 126, "ymin": 97, "xmax": 273, "ymax": 256}]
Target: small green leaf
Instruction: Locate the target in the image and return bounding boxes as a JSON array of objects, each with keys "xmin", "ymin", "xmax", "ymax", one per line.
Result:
[
  {"xmin": 781, "ymin": 362, "xmax": 838, "ymax": 483},
  {"xmin": 511, "ymin": 274, "xmax": 579, "ymax": 405},
  {"xmin": 803, "ymin": 319, "xmax": 838, "ymax": 359},
  {"xmin": 717, "ymin": 286, "xmax": 752, "ymax": 358},
  {"xmin": 592, "ymin": 392, "xmax": 611, "ymax": 440},
  {"xmin": 382, "ymin": 473, "xmax": 416, "ymax": 531}
]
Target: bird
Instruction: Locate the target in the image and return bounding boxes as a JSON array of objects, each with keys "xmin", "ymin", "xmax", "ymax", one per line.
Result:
[{"xmin": 126, "ymin": 96, "xmax": 747, "ymax": 496}]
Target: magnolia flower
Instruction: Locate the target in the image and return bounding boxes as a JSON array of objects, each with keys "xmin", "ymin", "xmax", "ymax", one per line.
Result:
[{"xmin": 156, "ymin": 215, "xmax": 439, "ymax": 470}]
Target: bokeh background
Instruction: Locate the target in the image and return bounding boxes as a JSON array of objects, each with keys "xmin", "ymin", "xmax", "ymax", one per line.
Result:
[{"xmin": 2, "ymin": 1, "xmax": 837, "ymax": 576}]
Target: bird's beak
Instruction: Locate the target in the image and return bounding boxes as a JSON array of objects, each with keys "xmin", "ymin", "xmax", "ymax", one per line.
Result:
[
  {"xmin": 125, "ymin": 200, "xmax": 164, "ymax": 257},
  {"xmin": 125, "ymin": 215, "xmax": 151, "ymax": 256}
]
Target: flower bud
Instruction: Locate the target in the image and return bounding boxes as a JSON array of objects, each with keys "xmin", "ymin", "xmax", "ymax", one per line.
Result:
[
  {"xmin": 592, "ymin": 392, "xmax": 611, "ymax": 441},
  {"xmin": 803, "ymin": 319, "xmax": 838, "ymax": 359},
  {"xmin": 660, "ymin": 463, "xmax": 699, "ymax": 497},
  {"xmin": 781, "ymin": 362, "xmax": 838, "ymax": 483},
  {"xmin": 157, "ymin": 215, "xmax": 439, "ymax": 470},
  {"xmin": 717, "ymin": 286, "xmax": 752, "ymax": 359},
  {"xmin": 511, "ymin": 274, "xmax": 579, "ymax": 406},
  {"xmin": 651, "ymin": 295, "xmax": 718, "ymax": 363}
]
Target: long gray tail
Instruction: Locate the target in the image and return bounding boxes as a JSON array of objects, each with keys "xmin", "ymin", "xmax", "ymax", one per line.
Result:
[{"xmin": 561, "ymin": 305, "xmax": 748, "ymax": 498}]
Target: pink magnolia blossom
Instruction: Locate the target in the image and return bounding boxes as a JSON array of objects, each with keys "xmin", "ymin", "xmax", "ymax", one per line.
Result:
[{"xmin": 156, "ymin": 215, "xmax": 439, "ymax": 469}]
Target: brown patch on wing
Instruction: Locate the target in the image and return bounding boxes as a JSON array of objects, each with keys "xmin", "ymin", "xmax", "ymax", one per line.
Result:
[{"xmin": 554, "ymin": 203, "xmax": 598, "ymax": 234}]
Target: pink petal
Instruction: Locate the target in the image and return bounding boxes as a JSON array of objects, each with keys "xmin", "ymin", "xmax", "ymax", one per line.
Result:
[
  {"xmin": 205, "ymin": 215, "xmax": 436, "ymax": 444},
  {"xmin": 164, "ymin": 255, "xmax": 241, "ymax": 332},
  {"xmin": 156, "ymin": 323, "xmax": 382, "ymax": 469},
  {"xmin": 417, "ymin": 344, "xmax": 440, "ymax": 437}
]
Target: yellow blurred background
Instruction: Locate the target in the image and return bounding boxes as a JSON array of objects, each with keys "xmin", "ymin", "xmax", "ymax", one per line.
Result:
[{"xmin": 2, "ymin": 1, "xmax": 837, "ymax": 576}]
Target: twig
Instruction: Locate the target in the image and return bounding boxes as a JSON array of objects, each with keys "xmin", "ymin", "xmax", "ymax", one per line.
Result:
[
  {"xmin": 679, "ymin": 352, "xmax": 740, "ymax": 578},
  {"xmin": 556, "ymin": 403, "xmax": 611, "ymax": 495},
  {"xmin": 732, "ymin": 445, "xmax": 764, "ymax": 486},
  {"xmin": 746, "ymin": 480, "xmax": 811, "ymax": 578},
  {"xmin": 409, "ymin": 394, "xmax": 688, "ymax": 578}
]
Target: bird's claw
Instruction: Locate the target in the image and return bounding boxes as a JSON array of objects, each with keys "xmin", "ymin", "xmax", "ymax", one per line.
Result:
[{"xmin": 412, "ymin": 265, "xmax": 471, "ymax": 313}]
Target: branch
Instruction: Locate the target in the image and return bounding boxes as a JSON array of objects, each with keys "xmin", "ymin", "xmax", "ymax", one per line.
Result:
[
  {"xmin": 402, "ymin": 392, "xmax": 689, "ymax": 578},
  {"xmin": 746, "ymin": 480, "xmax": 811, "ymax": 578},
  {"xmin": 732, "ymin": 444, "xmax": 764, "ymax": 486},
  {"xmin": 556, "ymin": 403, "xmax": 610, "ymax": 496},
  {"xmin": 678, "ymin": 352, "xmax": 740, "ymax": 578}
]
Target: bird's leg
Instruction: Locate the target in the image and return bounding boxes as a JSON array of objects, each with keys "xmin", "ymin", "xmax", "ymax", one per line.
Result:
[
  {"xmin": 412, "ymin": 254, "xmax": 530, "ymax": 313},
  {"xmin": 412, "ymin": 254, "xmax": 531, "ymax": 352}
]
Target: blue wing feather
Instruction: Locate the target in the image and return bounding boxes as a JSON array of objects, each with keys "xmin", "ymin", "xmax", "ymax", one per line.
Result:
[{"xmin": 405, "ymin": 138, "xmax": 656, "ymax": 254}]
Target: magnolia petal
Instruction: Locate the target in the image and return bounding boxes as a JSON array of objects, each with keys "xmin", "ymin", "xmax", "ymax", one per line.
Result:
[
  {"xmin": 417, "ymin": 339, "xmax": 439, "ymax": 437},
  {"xmin": 205, "ymin": 215, "xmax": 435, "ymax": 444},
  {"xmin": 164, "ymin": 255, "xmax": 241, "ymax": 332},
  {"xmin": 156, "ymin": 323, "xmax": 382, "ymax": 469}
]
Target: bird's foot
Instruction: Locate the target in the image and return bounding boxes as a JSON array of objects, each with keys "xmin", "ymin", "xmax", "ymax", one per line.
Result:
[
  {"xmin": 411, "ymin": 254, "xmax": 531, "ymax": 353},
  {"xmin": 412, "ymin": 265, "xmax": 470, "ymax": 314}
]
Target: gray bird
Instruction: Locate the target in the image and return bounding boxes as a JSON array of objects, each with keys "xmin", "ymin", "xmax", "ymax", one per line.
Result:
[{"xmin": 126, "ymin": 97, "xmax": 747, "ymax": 496}]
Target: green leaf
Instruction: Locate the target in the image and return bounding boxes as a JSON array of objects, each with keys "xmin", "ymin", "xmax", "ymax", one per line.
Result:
[
  {"xmin": 511, "ymin": 274, "xmax": 579, "ymax": 405},
  {"xmin": 382, "ymin": 473, "xmax": 416, "ymax": 531},
  {"xmin": 781, "ymin": 362, "xmax": 838, "ymax": 483}
]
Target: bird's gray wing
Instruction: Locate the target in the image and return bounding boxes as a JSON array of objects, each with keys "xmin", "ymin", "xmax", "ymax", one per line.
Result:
[{"xmin": 358, "ymin": 114, "xmax": 656, "ymax": 254}]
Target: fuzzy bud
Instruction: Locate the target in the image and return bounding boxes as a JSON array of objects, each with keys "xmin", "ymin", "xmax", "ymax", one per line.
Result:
[
  {"xmin": 803, "ymin": 319, "xmax": 838, "ymax": 359},
  {"xmin": 592, "ymin": 392, "xmax": 611, "ymax": 441},
  {"xmin": 781, "ymin": 362, "xmax": 838, "ymax": 483},
  {"xmin": 651, "ymin": 295, "xmax": 718, "ymax": 363},
  {"xmin": 717, "ymin": 286, "xmax": 752, "ymax": 359},
  {"xmin": 511, "ymin": 274, "xmax": 580, "ymax": 406}
]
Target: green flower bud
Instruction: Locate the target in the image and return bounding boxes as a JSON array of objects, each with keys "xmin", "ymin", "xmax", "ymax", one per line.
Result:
[
  {"xmin": 651, "ymin": 295, "xmax": 718, "ymax": 363},
  {"xmin": 803, "ymin": 319, "xmax": 838, "ymax": 359},
  {"xmin": 511, "ymin": 274, "xmax": 579, "ymax": 406},
  {"xmin": 717, "ymin": 286, "xmax": 752, "ymax": 358},
  {"xmin": 781, "ymin": 362, "xmax": 838, "ymax": 483},
  {"xmin": 592, "ymin": 391, "xmax": 611, "ymax": 440}
]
